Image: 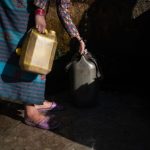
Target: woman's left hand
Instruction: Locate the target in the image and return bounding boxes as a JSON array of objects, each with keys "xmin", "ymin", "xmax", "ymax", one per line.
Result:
[{"xmin": 79, "ymin": 39, "xmax": 86, "ymax": 55}]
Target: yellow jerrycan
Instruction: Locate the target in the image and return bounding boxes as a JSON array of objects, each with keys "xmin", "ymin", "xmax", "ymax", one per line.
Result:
[{"xmin": 17, "ymin": 28, "xmax": 57, "ymax": 75}]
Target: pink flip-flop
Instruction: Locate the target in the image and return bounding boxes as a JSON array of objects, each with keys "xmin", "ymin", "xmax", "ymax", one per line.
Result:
[
  {"xmin": 24, "ymin": 116, "xmax": 60, "ymax": 130},
  {"xmin": 37, "ymin": 101, "xmax": 64, "ymax": 112}
]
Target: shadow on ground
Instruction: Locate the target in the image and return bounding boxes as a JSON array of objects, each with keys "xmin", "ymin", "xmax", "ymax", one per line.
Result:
[
  {"xmin": 0, "ymin": 101, "xmax": 23, "ymax": 122},
  {"xmin": 1, "ymin": 87, "xmax": 150, "ymax": 150},
  {"xmin": 52, "ymin": 89, "xmax": 150, "ymax": 150}
]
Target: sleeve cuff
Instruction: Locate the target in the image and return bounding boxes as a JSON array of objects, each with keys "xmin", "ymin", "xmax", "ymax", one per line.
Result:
[{"xmin": 34, "ymin": 0, "xmax": 48, "ymax": 9}]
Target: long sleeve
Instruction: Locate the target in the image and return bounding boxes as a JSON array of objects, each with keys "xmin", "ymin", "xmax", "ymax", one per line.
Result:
[
  {"xmin": 34, "ymin": 0, "xmax": 49, "ymax": 9},
  {"xmin": 56, "ymin": 0, "xmax": 81, "ymax": 39}
]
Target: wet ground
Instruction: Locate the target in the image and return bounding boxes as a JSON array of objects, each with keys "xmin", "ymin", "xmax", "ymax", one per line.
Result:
[{"xmin": 0, "ymin": 86, "xmax": 150, "ymax": 150}]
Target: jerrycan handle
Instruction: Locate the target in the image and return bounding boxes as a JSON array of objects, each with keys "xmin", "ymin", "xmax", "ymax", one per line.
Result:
[
  {"xmin": 82, "ymin": 50, "xmax": 102, "ymax": 79},
  {"xmin": 66, "ymin": 49, "xmax": 103, "ymax": 80},
  {"xmin": 44, "ymin": 29, "xmax": 48, "ymax": 34},
  {"xmin": 28, "ymin": 27, "xmax": 49, "ymax": 35}
]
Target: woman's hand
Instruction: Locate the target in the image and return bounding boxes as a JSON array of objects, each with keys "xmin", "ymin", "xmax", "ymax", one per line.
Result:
[
  {"xmin": 78, "ymin": 39, "xmax": 87, "ymax": 55},
  {"xmin": 35, "ymin": 15, "xmax": 46, "ymax": 33}
]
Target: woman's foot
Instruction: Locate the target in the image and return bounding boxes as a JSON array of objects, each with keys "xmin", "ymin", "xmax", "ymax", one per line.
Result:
[
  {"xmin": 24, "ymin": 116, "xmax": 60, "ymax": 130},
  {"xmin": 35, "ymin": 101, "xmax": 64, "ymax": 112},
  {"xmin": 24, "ymin": 105, "xmax": 60, "ymax": 130}
]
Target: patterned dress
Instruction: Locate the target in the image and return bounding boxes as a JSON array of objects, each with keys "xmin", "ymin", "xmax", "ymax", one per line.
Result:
[{"xmin": 0, "ymin": 0, "xmax": 81, "ymax": 104}]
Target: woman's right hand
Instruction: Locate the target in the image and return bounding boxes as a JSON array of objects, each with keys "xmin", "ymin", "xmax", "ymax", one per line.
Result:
[{"xmin": 35, "ymin": 15, "xmax": 46, "ymax": 33}]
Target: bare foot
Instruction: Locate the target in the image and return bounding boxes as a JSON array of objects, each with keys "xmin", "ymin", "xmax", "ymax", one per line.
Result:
[
  {"xmin": 24, "ymin": 105, "xmax": 59, "ymax": 130},
  {"xmin": 25, "ymin": 105, "xmax": 52, "ymax": 123}
]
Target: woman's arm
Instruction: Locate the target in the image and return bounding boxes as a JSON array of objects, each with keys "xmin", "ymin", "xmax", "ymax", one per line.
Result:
[
  {"xmin": 34, "ymin": 0, "xmax": 49, "ymax": 10},
  {"xmin": 34, "ymin": 0, "xmax": 50, "ymax": 33},
  {"xmin": 56, "ymin": 0, "xmax": 86, "ymax": 54}
]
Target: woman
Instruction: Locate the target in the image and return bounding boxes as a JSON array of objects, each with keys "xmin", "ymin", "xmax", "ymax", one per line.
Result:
[{"xmin": 0, "ymin": 0, "xmax": 85, "ymax": 130}]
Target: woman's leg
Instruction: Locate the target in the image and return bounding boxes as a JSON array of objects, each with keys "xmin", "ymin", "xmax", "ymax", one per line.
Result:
[{"xmin": 34, "ymin": 76, "xmax": 64, "ymax": 111}]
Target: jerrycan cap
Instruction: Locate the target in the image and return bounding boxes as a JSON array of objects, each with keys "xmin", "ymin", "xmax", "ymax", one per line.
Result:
[{"xmin": 48, "ymin": 30, "xmax": 56, "ymax": 35}]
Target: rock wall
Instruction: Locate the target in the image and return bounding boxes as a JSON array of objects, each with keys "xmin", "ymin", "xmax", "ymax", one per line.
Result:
[
  {"xmin": 46, "ymin": 0, "xmax": 150, "ymax": 52},
  {"xmin": 46, "ymin": 0, "xmax": 93, "ymax": 57},
  {"xmin": 45, "ymin": 0, "xmax": 150, "ymax": 94}
]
